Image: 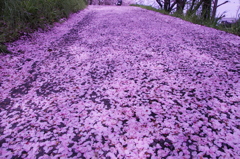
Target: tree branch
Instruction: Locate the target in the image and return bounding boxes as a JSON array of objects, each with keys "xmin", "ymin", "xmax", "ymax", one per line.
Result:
[
  {"xmin": 217, "ymin": 1, "xmax": 228, "ymax": 8},
  {"xmin": 169, "ymin": 1, "xmax": 177, "ymax": 11},
  {"xmin": 156, "ymin": 0, "xmax": 163, "ymax": 8}
]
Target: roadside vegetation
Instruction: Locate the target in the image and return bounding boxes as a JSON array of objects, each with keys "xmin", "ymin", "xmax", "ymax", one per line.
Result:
[
  {"xmin": 0, "ymin": 0, "xmax": 87, "ymax": 53},
  {"xmin": 131, "ymin": 4, "xmax": 240, "ymax": 37}
]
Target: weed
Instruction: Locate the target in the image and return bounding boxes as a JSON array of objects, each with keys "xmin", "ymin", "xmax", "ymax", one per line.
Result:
[{"xmin": 0, "ymin": 0, "xmax": 87, "ymax": 49}]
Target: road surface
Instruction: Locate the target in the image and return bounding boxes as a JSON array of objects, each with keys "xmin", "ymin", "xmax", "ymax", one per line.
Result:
[{"xmin": 0, "ymin": 5, "xmax": 240, "ymax": 158}]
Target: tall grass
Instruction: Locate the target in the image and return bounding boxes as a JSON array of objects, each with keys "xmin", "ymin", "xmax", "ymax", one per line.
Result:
[
  {"xmin": 0, "ymin": 0, "xmax": 87, "ymax": 48},
  {"xmin": 131, "ymin": 4, "xmax": 240, "ymax": 36}
]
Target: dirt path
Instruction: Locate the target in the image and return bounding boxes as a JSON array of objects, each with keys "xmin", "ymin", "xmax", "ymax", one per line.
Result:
[{"xmin": 0, "ymin": 6, "xmax": 240, "ymax": 158}]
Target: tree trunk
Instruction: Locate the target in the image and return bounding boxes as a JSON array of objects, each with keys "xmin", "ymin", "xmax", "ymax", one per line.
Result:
[
  {"xmin": 176, "ymin": 0, "xmax": 186, "ymax": 14},
  {"xmin": 188, "ymin": 0, "xmax": 196, "ymax": 12},
  {"xmin": 156, "ymin": 0, "xmax": 163, "ymax": 9},
  {"xmin": 201, "ymin": 0, "xmax": 211, "ymax": 19},
  {"xmin": 211, "ymin": 0, "xmax": 218, "ymax": 20},
  {"xmin": 164, "ymin": 0, "xmax": 171, "ymax": 12},
  {"xmin": 211, "ymin": 1, "xmax": 229, "ymax": 20},
  {"xmin": 187, "ymin": 0, "xmax": 203, "ymax": 16}
]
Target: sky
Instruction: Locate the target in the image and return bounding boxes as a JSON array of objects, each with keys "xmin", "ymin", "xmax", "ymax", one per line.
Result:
[
  {"xmin": 217, "ymin": 0, "xmax": 240, "ymax": 18},
  {"xmin": 135, "ymin": 0, "xmax": 240, "ymax": 19}
]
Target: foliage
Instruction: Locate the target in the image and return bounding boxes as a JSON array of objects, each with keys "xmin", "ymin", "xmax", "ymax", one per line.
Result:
[
  {"xmin": 219, "ymin": 19, "xmax": 240, "ymax": 36},
  {"xmin": 132, "ymin": 4, "xmax": 240, "ymax": 36},
  {"xmin": 0, "ymin": 0, "xmax": 87, "ymax": 51}
]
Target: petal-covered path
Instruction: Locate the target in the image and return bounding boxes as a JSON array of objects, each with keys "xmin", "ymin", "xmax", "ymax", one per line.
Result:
[{"xmin": 0, "ymin": 5, "xmax": 240, "ymax": 159}]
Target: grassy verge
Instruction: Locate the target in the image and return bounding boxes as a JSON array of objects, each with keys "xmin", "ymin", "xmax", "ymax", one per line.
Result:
[
  {"xmin": 0, "ymin": 0, "xmax": 87, "ymax": 53},
  {"xmin": 131, "ymin": 4, "xmax": 240, "ymax": 36},
  {"xmin": 130, "ymin": 4, "xmax": 169, "ymax": 15}
]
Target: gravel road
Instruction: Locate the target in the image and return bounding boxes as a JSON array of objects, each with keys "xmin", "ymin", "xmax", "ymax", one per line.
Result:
[{"xmin": 0, "ymin": 5, "xmax": 240, "ymax": 158}]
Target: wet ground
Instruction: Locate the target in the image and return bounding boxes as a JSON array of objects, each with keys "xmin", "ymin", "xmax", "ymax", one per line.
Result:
[{"xmin": 0, "ymin": 5, "xmax": 240, "ymax": 158}]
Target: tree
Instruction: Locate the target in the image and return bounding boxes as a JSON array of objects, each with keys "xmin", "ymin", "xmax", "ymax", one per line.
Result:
[
  {"xmin": 155, "ymin": 0, "xmax": 192, "ymax": 14},
  {"xmin": 155, "ymin": 0, "xmax": 177, "ymax": 12},
  {"xmin": 186, "ymin": 0, "xmax": 204, "ymax": 16},
  {"xmin": 176, "ymin": 0, "xmax": 187, "ymax": 14},
  {"xmin": 211, "ymin": 0, "xmax": 228, "ymax": 20},
  {"xmin": 155, "ymin": 0, "xmax": 229, "ymax": 21},
  {"xmin": 156, "ymin": 0, "xmax": 163, "ymax": 8},
  {"xmin": 201, "ymin": 0, "xmax": 211, "ymax": 19}
]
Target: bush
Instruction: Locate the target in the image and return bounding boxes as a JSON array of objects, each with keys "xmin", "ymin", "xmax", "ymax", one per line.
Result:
[{"xmin": 0, "ymin": 0, "xmax": 87, "ymax": 44}]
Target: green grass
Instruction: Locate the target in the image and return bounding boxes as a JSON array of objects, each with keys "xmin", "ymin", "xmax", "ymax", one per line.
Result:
[
  {"xmin": 0, "ymin": 0, "xmax": 87, "ymax": 53},
  {"xmin": 221, "ymin": 19, "xmax": 240, "ymax": 36},
  {"xmin": 131, "ymin": 4, "xmax": 240, "ymax": 36},
  {"xmin": 130, "ymin": 4, "xmax": 169, "ymax": 15}
]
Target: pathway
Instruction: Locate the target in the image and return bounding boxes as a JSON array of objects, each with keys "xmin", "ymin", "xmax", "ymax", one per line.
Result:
[{"xmin": 0, "ymin": 5, "xmax": 240, "ymax": 158}]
